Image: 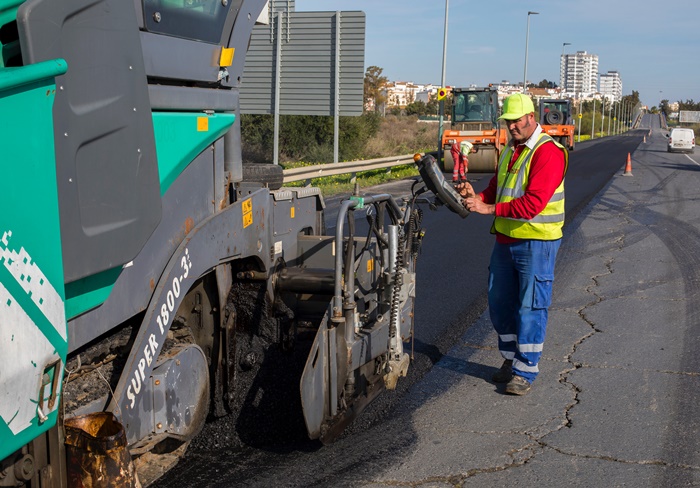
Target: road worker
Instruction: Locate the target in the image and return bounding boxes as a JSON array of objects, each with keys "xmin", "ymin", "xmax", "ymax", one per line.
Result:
[
  {"xmin": 451, "ymin": 140, "xmax": 474, "ymax": 183},
  {"xmin": 457, "ymin": 93, "xmax": 568, "ymax": 395}
]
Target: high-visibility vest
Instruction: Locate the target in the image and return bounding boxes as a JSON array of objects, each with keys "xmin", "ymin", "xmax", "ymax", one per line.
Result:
[{"xmin": 492, "ymin": 133, "xmax": 568, "ymax": 240}]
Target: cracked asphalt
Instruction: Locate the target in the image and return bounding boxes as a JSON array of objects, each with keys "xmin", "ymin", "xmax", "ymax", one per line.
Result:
[{"xmin": 352, "ymin": 125, "xmax": 700, "ymax": 487}]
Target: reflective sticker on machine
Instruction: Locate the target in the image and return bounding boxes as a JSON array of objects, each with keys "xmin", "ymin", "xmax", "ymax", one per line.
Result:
[
  {"xmin": 367, "ymin": 259, "xmax": 374, "ymax": 273},
  {"xmin": 242, "ymin": 199, "xmax": 253, "ymax": 229},
  {"xmin": 0, "ymin": 281, "xmax": 58, "ymax": 434},
  {"xmin": 197, "ymin": 117, "xmax": 209, "ymax": 132},
  {"xmin": 274, "ymin": 241, "xmax": 282, "ymax": 255},
  {"xmin": 0, "ymin": 231, "xmax": 66, "ymax": 340},
  {"xmin": 219, "ymin": 47, "xmax": 235, "ymax": 67},
  {"xmin": 290, "ymin": 206, "xmax": 295, "ymax": 219}
]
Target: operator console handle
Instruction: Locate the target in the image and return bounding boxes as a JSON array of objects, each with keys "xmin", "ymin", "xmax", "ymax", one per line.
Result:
[{"xmin": 414, "ymin": 154, "xmax": 469, "ymax": 218}]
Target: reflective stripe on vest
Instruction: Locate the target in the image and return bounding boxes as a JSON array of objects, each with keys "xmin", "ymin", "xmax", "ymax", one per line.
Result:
[{"xmin": 493, "ymin": 133, "xmax": 568, "ymax": 239}]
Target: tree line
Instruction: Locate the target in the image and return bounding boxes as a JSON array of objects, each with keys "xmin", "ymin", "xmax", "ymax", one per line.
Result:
[{"xmin": 659, "ymin": 99, "xmax": 700, "ymax": 118}]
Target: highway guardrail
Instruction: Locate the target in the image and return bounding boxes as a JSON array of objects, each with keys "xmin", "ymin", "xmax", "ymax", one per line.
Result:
[{"xmin": 282, "ymin": 154, "xmax": 417, "ymax": 185}]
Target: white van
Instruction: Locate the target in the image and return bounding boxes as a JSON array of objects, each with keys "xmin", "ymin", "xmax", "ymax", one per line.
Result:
[{"xmin": 667, "ymin": 128, "xmax": 695, "ymax": 153}]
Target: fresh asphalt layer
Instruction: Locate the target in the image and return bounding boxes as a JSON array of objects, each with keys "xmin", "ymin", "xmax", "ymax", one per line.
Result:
[{"xmin": 355, "ymin": 128, "xmax": 700, "ymax": 487}]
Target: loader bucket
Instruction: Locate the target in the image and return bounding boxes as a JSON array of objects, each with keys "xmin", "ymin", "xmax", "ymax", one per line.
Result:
[{"xmin": 64, "ymin": 412, "xmax": 141, "ymax": 488}]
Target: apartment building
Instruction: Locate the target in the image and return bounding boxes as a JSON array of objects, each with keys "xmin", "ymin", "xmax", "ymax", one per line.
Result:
[
  {"xmin": 599, "ymin": 71, "xmax": 623, "ymax": 102},
  {"xmin": 560, "ymin": 51, "xmax": 599, "ymax": 99}
]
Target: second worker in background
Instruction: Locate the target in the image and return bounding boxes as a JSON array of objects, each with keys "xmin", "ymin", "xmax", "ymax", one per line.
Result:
[{"xmin": 457, "ymin": 93, "xmax": 568, "ymax": 395}]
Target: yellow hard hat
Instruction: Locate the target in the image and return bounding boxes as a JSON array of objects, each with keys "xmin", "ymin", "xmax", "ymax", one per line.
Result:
[{"xmin": 498, "ymin": 93, "xmax": 535, "ymax": 120}]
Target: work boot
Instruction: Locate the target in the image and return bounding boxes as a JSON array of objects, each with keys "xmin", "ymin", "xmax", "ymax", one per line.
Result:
[
  {"xmin": 505, "ymin": 375, "xmax": 531, "ymax": 396},
  {"xmin": 492, "ymin": 359, "xmax": 513, "ymax": 383}
]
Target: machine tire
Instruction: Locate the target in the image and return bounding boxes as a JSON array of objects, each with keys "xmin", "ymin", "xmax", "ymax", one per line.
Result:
[
  {"xmin": 545, "ymin": 110, "xmax": 563, "ymax": 125},
  {"xmin": 556, "ymin": 136, "xmax": 574, "ymax": 151},
  {"xmin": 242, "ymin": 163, "xmax": 284, "ymax": 190},
  {"xmin": 441, "ymin": 150, "xmax": 454, "ymax": 173},
  {"xmin": 467, "ymin": 146, "xmax": 498, "ymax": 173}
]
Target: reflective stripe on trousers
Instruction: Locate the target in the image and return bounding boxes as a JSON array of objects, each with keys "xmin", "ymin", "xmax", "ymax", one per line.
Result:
[{"xmin": 488, "ymin": 238, "xmax": 561, "ymax": 382}]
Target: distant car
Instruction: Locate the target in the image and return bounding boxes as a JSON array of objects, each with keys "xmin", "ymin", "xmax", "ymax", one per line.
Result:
[{"xmin": 666, "ymin": 128, "xmax": 695, "ymax": 153}]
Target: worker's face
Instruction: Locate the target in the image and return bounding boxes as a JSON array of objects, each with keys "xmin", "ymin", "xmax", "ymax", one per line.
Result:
[{"xmin": 505, "ymin": 112, "xmax": 536, "ymax": 144}]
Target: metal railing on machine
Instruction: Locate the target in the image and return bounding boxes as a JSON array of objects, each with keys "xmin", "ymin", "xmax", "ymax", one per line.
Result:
[{"xmin": 282, "ymin": 154, "xmax": 417, "ymax": 186}]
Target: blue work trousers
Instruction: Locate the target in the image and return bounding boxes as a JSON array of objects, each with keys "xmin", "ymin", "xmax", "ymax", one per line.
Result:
[{"xmin": 488, "ymin": 238, "xmax": 561, "ymax": 383}]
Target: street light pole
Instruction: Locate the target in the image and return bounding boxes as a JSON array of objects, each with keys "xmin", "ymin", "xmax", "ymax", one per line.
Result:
[
  {"xmin": 523, "ymin": 11, "xmax": 538, "ymax": 94},
  {"xmin": 618, "ymin": 100, "xmax": 627, "ymax": 134},
  {"xmin": 591, "ymin": 98, "xmax": 596, "ymax": 139},
  {"xmin": 561, "ymin": 42, "xmax": 570, "ymax": 88},
  {"xmin": 437, "ymin": 0, "xmax": 449, "ymax": 165},
  {"xmin": 561, "ymin": 42, "xmax": 571, "ymax": 57},
  {"xmin": 621, "ymin": 101, "xmax": 626, "ymax": 133}
]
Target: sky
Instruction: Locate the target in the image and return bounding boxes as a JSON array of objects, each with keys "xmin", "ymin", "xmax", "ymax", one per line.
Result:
[{"xmin": 296, "ymin": 0, "xmax": 698, "ymax": 107}]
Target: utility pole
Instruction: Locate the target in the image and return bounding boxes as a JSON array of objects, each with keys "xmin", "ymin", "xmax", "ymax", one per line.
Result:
[
  {"xmin": 561, "ymin": 42, "xmax": 570, "ymax": 89},
  {"xmin": 437, "ymin": 0, "xmax": 449, "ymax": 165},
  {"xmin": 522, "ymin": 11, "xmax": 538, "ymax": 94}
]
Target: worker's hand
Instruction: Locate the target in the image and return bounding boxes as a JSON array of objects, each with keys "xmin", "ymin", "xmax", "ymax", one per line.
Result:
[
  {"xmin": 455, "ymin": 181, "xmax": 475, "ymax": 199},
  {"xmin": 464, "ymin": 197, "xmax": 495, "ymax": 215}
]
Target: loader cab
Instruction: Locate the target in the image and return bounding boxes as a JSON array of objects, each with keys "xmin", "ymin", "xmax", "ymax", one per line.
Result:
[{"xmin": 451, "ymin": 88, "xmax": 498, "ymax": 130}]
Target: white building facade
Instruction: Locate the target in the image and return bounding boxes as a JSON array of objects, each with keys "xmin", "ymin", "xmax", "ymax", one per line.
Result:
[
  {"xmin": 383, "ymin": 82, "xmax": 436, "ymax": 108},
  {"xmin": 560, "ymin": 51, "xmax": 599, "ymax": 99},
  {"xmin": 599, "ymin": 71, "xmax": 623, "ymax": 102}
]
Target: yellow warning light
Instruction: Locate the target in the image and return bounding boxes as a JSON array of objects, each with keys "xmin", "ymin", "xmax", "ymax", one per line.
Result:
[
  {"xmin": 220, "ymin": 47, "xmax": 235, "ymax": 67},
  {"xmin": 413, "ymin": 153, "xmax": 422, "ymax": 163}
]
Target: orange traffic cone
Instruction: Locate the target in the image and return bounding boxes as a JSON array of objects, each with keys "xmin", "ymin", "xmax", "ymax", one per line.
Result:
[{"xmin": 623, "ymin": 153, "xmax": 633, "ymax": 176}]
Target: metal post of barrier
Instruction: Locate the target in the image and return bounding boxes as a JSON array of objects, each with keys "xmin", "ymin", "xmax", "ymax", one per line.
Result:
[{"xmin": 577, "ymin": 112, "xmax": 581, "ymax": 142}]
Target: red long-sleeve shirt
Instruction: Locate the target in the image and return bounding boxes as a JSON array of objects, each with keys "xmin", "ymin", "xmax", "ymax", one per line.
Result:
[{"xmin": 479, "ymin": 131, "xmax": 566, "ymax": 243}]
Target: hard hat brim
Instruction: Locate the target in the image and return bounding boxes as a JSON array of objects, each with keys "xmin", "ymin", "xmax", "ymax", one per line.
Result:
[{"xmin": 498, "ymin": 111, "xmax": 532, "ymax": 121}]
